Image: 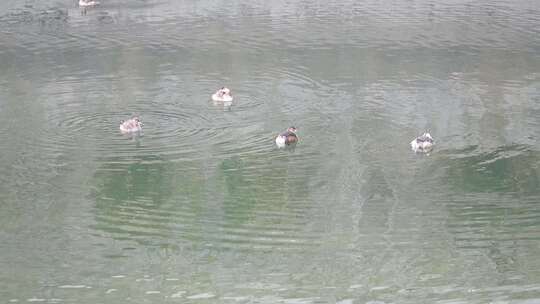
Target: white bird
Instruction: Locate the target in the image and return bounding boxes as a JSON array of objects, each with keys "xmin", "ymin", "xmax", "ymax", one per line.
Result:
[
  {"xmin": 411, "ymin": 132, "xmax": 434, "ymax": 153},
  {"xmin": 211, "ymin": 87, "xmax": 233, "ymax": 102},
  {"xmin": 119, "ymin": 117, "xmax": 143, "ymax": 134},
  {"xmin": 79, "ymin": 0, "xmax": 100, "ymax": 7},
  {"xmin": 275, "ymin": 126, "xmax": 299, "ymax": 148}
]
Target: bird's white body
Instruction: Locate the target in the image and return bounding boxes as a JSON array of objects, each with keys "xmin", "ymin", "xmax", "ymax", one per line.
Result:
[
  {"xmin": 120, "ymin": 117, "xmax": 143, "ymax": 134},
  {"xmin": 275, "ymin": 135, "xmax": 287, "ymax": 148},
  {"xmin": 79, "ymin": 0, "xmax": 99, "ymax": 7},
  {"xmin": 212, "ymin": 87, "xmax": 233, "ymax": 102},
  {"xmin": 411, "ymin": 132, "xmax": 434, "ymax": 153}
]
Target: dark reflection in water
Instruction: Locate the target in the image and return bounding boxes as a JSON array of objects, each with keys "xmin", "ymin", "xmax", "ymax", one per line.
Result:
[
  {"xmin": 220, "ymin": 157, "xmax": 259, "ymax": 226},
  {"xmin": 93, "ymin": 155, "xmax": 177, "ymax": 245},
  {"xmin": 92, "ymin": 149, "xmax": 321, "ymax": 253},
  {"xmin": 1, "ymin": 0, "xmax": 540, "ymax": 303}
]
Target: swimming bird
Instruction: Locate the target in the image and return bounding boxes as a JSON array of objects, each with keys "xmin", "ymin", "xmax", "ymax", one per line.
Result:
[
  {"xmin": 79, "ymin": 0, "xmax": 99, "ymax": 7},
  {"xmin": 211, "ymin": 87, "xmax": 233, "ymax": 102},
  {"xmin": 410, "ymin": 132, "xmax": 434, "ymax": 153},
  {"xmin": 119, "ymin": 117, "xmax": 143, "ymax": 134},
  {"xmin": 275, "ymin": 126, "xmax": 298, "ymax": 148}
]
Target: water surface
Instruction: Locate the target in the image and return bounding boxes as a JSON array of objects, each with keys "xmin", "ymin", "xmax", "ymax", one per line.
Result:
[{"xmin": 1, "ymin": 0, "xmax": 540, "ymax": 303}]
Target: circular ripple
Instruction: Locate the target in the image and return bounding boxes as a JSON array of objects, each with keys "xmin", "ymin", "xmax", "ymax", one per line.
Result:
[{"xmin": 39, "ymin": 94, "xmax": 226, "ymax": 164}]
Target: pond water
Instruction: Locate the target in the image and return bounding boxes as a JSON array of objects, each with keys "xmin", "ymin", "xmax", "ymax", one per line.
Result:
[{"xmin": 1, "ymin": 0, "xmax": 540, "ymax": 303}]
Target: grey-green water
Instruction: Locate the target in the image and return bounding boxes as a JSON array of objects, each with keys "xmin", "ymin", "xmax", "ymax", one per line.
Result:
[{"xmin": 1, "ymin": 0, "xmax": 540, "ymax": 303}]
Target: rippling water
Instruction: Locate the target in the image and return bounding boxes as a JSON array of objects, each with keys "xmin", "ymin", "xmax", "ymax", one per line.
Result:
[{"xmin": 1, "ymin": 0, "xmax": 540, "ymax": 303}]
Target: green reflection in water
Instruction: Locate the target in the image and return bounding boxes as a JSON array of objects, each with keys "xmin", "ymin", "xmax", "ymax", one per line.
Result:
[{"xmin": 444, "ymin": 144, "xmax": 540, "ymax": 194}]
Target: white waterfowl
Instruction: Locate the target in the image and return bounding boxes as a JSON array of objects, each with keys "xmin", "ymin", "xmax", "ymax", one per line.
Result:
[
  {"xmin": 211, "ymin": 87, "xmax": 233, "ymax": 102},
  {"xmin": 411, "ymin": 132, "xmax": 434, "ymax": 153},
  {"xmin": 119, "ymin": 117, "xmax": 143, "ymax": 134},
  {"xmin": 79, "ymin": 0, "xmax": 99, "ymax": 7},
  {"xmin": 275, "ymin": 126, "xmax": 298, "ymax": 148}
]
